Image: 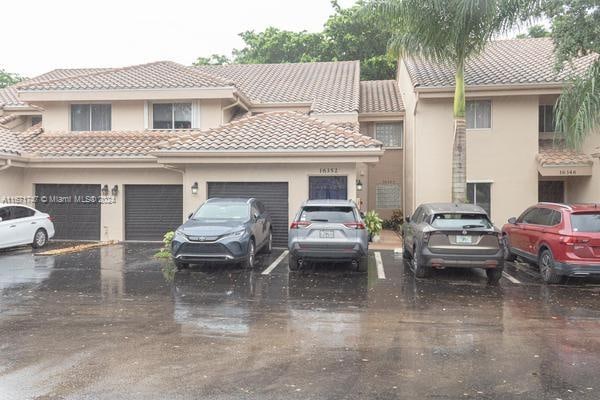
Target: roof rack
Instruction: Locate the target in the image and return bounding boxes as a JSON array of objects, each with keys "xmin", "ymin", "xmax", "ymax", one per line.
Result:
[{"xmin": 538, "ymin": 202, "xmax": 573, "ymax": 210}]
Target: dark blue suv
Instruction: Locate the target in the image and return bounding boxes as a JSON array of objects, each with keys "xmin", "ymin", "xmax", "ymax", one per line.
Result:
[{"xmin": 172, "ymin": 198, "xmax": 272, "ymax": 269}]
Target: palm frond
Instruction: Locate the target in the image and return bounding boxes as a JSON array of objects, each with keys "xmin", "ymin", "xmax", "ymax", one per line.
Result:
[{"xmin": 555, "ymin": 60, "xmax": 600, "ymax": 149}]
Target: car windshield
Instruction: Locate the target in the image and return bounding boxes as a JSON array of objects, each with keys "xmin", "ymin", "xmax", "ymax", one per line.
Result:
[
  {"xmin": 571, "ymin": 212, "xmax": 600, "ymax": 233},
  {"xmin": 193, "ymin": 203, "xmax": 249, "ymax": 220},
  {"xmin": 430, "ymin": 213, "xmax": 493, "ymax": 229},
  {"xmin": 300, "ymin": 206, "xmax": 356, "ymax": 223}
]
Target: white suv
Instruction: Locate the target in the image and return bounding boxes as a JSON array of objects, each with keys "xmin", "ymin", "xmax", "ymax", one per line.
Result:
[{"xmin": 0, "ymin": 204, "xmax": 55, "ymax": 250}]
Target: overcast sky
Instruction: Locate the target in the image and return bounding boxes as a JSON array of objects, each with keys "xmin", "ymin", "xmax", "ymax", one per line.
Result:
[{"xmin": 3, "ymin": 0, "xmax": 355, "ymax": 77}]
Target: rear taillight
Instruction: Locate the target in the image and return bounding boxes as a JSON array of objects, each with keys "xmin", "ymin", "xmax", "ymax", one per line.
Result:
[
  {"xmin": 47, "ymin": 216, "xmax": 54, "ymax": 222},
  {"xmin": 560, "ymin": 236, "xmax": 590, "ymax": 246},
  {"xmin": 423, "ymin": 232, "xmax": 431, "ymax": 243},
  {"xmin": 344, "ymin": 222, "xmax": 365, "ymax": 229},
  {"xmin": 290, "ymin": 221, "xmax": 311, "ymax": 229}
]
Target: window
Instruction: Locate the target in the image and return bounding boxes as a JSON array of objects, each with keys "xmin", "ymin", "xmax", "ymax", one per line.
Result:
[
  {"xmin": 11, "ymin": 206, "xmax": 35, "ymax": 219},
  {"xmin": 0, "ymin": 207, "xmax": 11, "ymax": 221},
  {"xmin": 466, "ymin": 100, "xmax": 491, "ymax": 129},
  {"xmin": 300, "ymin": 206, "xmax": 357, "ymax": 223},
  {"xmin": 571, "ymin": 212, "xmax": 600, "ymax": 233},
  {"xmin": 431, "ymin": 213, "xmax": 493, "ymax": 229},
  {"xmin": 376, "ymin": 184, "xmax": 401, "ymax": 209},
  {"xmin": 70, "ymin": 104, "xmax": 111, "ymax": 131},
  {"xmin": 412, "ymin": 207, "xmax": 425, "ymax": 224},
  {"xmin": 31, "ymin": 116, "xmax": 42, "ymax": 126},
  {"xmin": 375, "ymin": 123, "xmax": 403, "ymax": 147},
  {"xmin": 152, "ymin": 103, "xmax": 192, "ymax": 129},
  {"xmin": 193, "ymin": 203, "xmax": 249, "ymax": 220},
  {"xmin": 466, "ymin": 182, "xmax": 491, "ymax": 216},
  {"xmin": 539, "ymin": 104, "xmax": 556, "ymax": 133}
]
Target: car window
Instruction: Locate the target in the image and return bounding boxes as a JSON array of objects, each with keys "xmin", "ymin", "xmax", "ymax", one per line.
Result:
[
  {"xmin": 522, "ymin": 207, "xmax": 557, "ymax": 226},
  {"xmin": 430, "ymin": 213, "xmax": 493, "ymax": 229},
  {"xmin": 412, "ymin": 207, "xmax": 425, "ymax": 224},
  {"xmin": 549, "ymin": 210, "xmax": 562, "ymax": 226},
  {"xmin": 300, "ymin": 206, "xmax": 356, "ymax": 223},
  {"xmin": 571, "ymin": 212, "xmax": 600, "ymax": 233},
  {"xmin": 193, "ymin": 203, "xmax": 250, "ymax": 220},
  {"xmin": 256, "ymin": 201, "xmax": 265, "ymax": 215},
  {"xmin": 519, "ymin": 208, "xmax": 537, "ymax": 224},
  {"xmin": 11, "ymin": 206, "xmax": 35, "ymax": 219},
  {"xmin": 0, "ymin": 207, "xmax": 10, "ymax": 221}
]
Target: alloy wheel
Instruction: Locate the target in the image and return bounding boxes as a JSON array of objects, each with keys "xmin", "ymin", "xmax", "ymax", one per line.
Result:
[
  {"xmin": 540, "ymin": 252, "xmax": 551, "ymax": 280},
  {"xmin": 268, "ymin": 232, "xmax": 272, "ymax": 252},
  {"xmin": 35, "ymin": 231, "xmax": 46, "ymax": 247},
  {"xmin": 248, "ymin": 242, "xmax": 255, "ymax": 267}
]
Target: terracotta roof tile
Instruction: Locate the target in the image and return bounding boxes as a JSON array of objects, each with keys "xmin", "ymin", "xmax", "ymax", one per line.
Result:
[
  {"xmin": 196, "ymin": 61, "xmax": 360, "ymax": 113},
  {"xmin": 0, "ymin": 126, "xmax": 23, "ymax": 156},
  {"xmin": 405, "ymin": 38, "xmax": 597, "ymax": 88},
  {"xmin": 0, "ymin": 113, "xmax": 20, "ymax": 126},
  {"xmin": 19, "ymin": 128, "xmax": 182, "ymax": 158},
  {"xmin": 537, "ymin": 141, "xmax": 593, "ymax": 166},
  {"xmin": 17, "ymin": 61, "xmax": 233, "ymax": 91},
  {"xmin": 360, "ymin": 80, "xmax": 404, "ymax": 113},
  {"xmin": 161, "ymin": 111, "xmax": 380, "ymax": 153}
]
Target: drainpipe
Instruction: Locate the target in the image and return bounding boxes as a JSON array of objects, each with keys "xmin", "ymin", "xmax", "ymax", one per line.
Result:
[{"xmin": 0, "ymin": 158, "xmax": 12, "ymax": 172}]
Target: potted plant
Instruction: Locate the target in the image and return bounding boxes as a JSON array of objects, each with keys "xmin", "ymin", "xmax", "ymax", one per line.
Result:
[{"xmin": 364, "ymin": 210, "xmax": 383, "ymax": 243}]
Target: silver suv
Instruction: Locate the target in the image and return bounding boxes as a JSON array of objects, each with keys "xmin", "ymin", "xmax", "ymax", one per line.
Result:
[{"xmin": 288, "ymin": 200, "xmax": 369, "ymax": 271}]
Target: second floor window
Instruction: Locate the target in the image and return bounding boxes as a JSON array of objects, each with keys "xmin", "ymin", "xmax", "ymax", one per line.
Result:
[
  {"xmin": 539, "ymin": 104, "xmax": 556, "ymax": 133},
  {"xmin": 153, "ymin": 103, "xmax": 192, "ymax": 129},
  {"xmin": 71, "ymin": 104, "xmax": 111, "ymax": 131},
  {"xmin": 375, "ymin": 122, "xmax": 403, "ymax": 147},
  {"xmin": 466, "ymin": 100, "xmax": 491, "ymax": 129},
  {"xmin": 467, "ymin": 182, "xmax": 491, "ymax": 216}
]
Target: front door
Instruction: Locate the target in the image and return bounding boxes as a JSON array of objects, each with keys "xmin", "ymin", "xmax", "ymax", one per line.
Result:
[
  {"xmin": 309, "ymin": 176, "xmax": 348, "ymax": 200},
  {"xmin": 539, "ymin": 181, "xmax": 564, "ymax": 203}
]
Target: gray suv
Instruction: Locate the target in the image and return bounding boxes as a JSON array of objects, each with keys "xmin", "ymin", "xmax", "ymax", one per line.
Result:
[
  {"xmin": 172, "ymin": 198, "xmax": 272, "ymax": 269},
  {"xmin": 288, "ymin": 200, "xmax": 368, "ymax": 271},
  {"xmin": 402, "ymin": 203, "xmax": 504, "ymax": 283}
]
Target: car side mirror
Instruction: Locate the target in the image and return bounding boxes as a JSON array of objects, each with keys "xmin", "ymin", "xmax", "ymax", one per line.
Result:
[
  {"xmin": 405, "ymin": 216, "xmax": 411, "ymax": 223},
  {"xmin": 360, "ymin": 212, "xmax": 365, "ymax": 219},
  {"xmin": 187, "ymin": 212, "xmax": 193, "ymax": 219},
  {"xmin": 0, "ymin": 217, "xmax": 3, "ymax": 222},
  {"xmin": 254, "ymin": 212, "xmax": 261, "ymax": 220},
  {"xmin": 508, "ymin": 217, "xmax": 517, "ymax": 224}
]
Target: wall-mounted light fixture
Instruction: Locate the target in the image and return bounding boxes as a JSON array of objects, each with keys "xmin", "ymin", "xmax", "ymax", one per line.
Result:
[
  {"xmin": 356, "ymin": 179, "xmax": 363, "ymax": 191},
  {"xmin": 191, "ymin": 182, "xmax": 199, "ymax": 195},
  {"xmin": 101, "ymin": 184, "xmax": 109, "ymax": 196},
  {"xmin": 111, "ymin": 185, "xmax": 119, "ymax": 196}
]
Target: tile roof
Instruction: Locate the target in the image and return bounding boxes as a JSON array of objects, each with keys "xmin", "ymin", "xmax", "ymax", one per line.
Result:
[
  {"xmin": 537, "ymin": 141, "xmax": 593, "ymax": 166},
  {"xmin": 0, "ymin": 113, "xmax": 19, "ymax": 126},
  {"xmin": 404, "ymin": 38, "xmax": 597, "ymax": 88},
  {"xmin": 195, "ymin": 61, "xmax": 360, "ymax": 113},
  {"xmin": 0, "ymin": 126, "xmax": 23, "ymax": 156},
  {"xmin": 17, "ymin": 61, "xmax": 233, "ymax": 91},
  {"xmin": 161, "ymin": 111, "xmax": 381, "ymax": 153},
  {"xmin": 18, "ymin": 128, "xmax": 182, "ymax": 158},
  {"xmin": 360, "ymin": 80, "xmax": 404, "ymax": 113},
  {"xmin": 0, "ymin": 87, "xmax": 25, "ymax": 108}
]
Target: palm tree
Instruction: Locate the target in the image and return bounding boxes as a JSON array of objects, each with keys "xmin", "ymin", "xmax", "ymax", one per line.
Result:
[{"xmin": 368, "ymin": 0, "xmax": 536, "ymax": 202}]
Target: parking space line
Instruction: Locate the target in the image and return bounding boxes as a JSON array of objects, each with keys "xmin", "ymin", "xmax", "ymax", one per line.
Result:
[
  {"xmin": 374, "ymin": 252, "xmax": 386, "ymax": 279},
  {"xmin": 261, "ymin": 250, "xmax": 289, "ymax": 275},
  {"xmin": 502, "ymin": 271, "xmax": 521, "ymax": 284}
]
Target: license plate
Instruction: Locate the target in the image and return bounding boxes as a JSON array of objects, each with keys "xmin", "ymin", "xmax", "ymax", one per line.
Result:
[
  {"xmin": 456, "ymin": 235, "xmax": 472, "ymax": 244},
  {"xmin": 319, "ymin": 230, "xmax": 335, "ymax": 239}
]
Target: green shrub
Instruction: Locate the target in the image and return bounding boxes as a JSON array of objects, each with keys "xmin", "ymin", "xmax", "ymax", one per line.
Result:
[
  {"xmin": 154, "ymin": 231, "xmax": 175, "ymax": 259},
  {"xmin": 382, "ymin": 209, "xmax": 404, "ymax": 232},
  {"xmin": 364, "ymin": 210, "xmax": 383, "ymax": 236}
]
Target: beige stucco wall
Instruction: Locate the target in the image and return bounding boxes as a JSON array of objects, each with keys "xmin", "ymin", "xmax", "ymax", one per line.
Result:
[
  {"xmin": 397, "ymin": 61, "xmax": 417, "ymax": 218},
  {"xmin": 37, "ymin": 100, "xmax": 224, "ymax": 131},
  {"xmin": 410, "ymin": 95, "xmax": 539, "ymax": 226},
  {"xmin": 18, "ymin": 167, "xmax": 182, "ymax": 241},
  {"xmin": 567, "ymin": 132, "xmax": 600, "ymax": 202},
  {"xmin": 181, "ymin": 163, "xmax": 358, "ymax": 224},
  {"xmin": 0, "ymin": 166, "xmax": 26, "ymax": 197}
]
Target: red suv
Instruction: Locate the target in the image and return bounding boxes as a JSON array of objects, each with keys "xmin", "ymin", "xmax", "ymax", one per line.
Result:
[{"xmin": 502, "ymin": 203, "xmax": 600, "ymax": 284}]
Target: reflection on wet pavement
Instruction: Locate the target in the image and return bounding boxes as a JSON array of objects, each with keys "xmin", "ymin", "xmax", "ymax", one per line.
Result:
[{"xmin": 0, "ymin": 243, "xmax": 599, "ymax": 399}]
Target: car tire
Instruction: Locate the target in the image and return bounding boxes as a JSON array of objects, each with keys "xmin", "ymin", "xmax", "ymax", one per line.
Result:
[
  {"xmin": 241, "ymin": 240, "xmax": 255, "ymax": 269},
  {"xmin": 174, "ymin": 260, "xmax": 189, "ymax": 270},
  {"xmin": 288, "ymin": 254, "xmax": 301, "ymax": 271},
  {"xmin": 503, "ymin": 235, "xmax": 517, "ymax": 262},
  {"xmin": 412, "ymin": 244, "xmax": 430, "ymax": 278},
  {"xmin": 32, "ymin": 229, "xmax": 48, "ymax": 249},
  {"xmin": 486, "ymin": 267, "xmax": 503, "ymax": 285},
  {"xmin": 356, "ymin": 256, "xmax": 368, "ymax": 272},
  {"xmin": 264, "ymin": 230, "xmax": 273, "ymax": 254},
  {"xmin": 539, "ymin": 249, "xmax": 563, "ymax": 284}
]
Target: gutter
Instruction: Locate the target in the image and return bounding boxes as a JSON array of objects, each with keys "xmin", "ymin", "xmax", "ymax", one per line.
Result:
[{"xmin": 0, "ymin": 158, "xmax": 12, "ymax": 172}]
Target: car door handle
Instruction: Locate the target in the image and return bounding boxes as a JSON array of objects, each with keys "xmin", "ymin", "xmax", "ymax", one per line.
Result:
[
  {"xmin": 30, "ymin": 221, "xmax": 37, "ymax": 224},
  {"xmin": 9, "ymin": 224, "xmax": 16, "ymax": 228}
]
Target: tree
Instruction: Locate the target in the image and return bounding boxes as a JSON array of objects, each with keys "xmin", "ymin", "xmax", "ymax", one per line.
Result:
[
  {"xmin": 543, "ymin": 0, "xmax": 600, "ymax": 148},
  {"xmin": 0, "ymin": 69, "xmax": 22, "ymax": 89},
  {"xmin": 516, "ymin": 24, "xmax": 551, "ymax": 38},
  {"xmin": 368, "ymin": 0, "xmax": 536, "ymax": 202},
  {"xmin": 193, "ymin": 54, "xmax": 231, "ymax": 66},
  {"xmin": 192, "ymin": 1, "xmax": 397, "ymax": 80}
]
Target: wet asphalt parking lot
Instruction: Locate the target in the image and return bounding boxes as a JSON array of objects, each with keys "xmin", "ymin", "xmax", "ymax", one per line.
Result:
[{"xmin": 1, "ymin": 243, "xmax": 600, "ymax": 399}]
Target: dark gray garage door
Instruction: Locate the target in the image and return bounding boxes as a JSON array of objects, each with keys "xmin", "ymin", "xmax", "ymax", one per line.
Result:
[
  {"xmin": 125, "ymin": 185, "xmax": 183, "ymax": 241},
  {"xmin": 35, "ymin": 184, "xmax": 101, "ymax": 240},
  {"xmin": 207, "ymin": 182, "xmax": 289, "ymax": 247}
]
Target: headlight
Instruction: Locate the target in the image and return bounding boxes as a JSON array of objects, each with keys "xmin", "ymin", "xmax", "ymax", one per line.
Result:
[
  {"xmin": 174, "ymin": 229, "xmax": 186, "ymax": 240},
  {"xmin": 222, "ymin": 229, "xmax": 246, "ymax": 239}
]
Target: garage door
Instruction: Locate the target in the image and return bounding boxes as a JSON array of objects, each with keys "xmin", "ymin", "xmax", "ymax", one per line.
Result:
[
  {"xmin": 207, "ymin": 182, "xmax": 289, "ymax": 247},
  {"xmin": 125, "ymin": 185, "xmax": 183, "ymax": 241},
  {"xmin": 35, "ymin": 184, "xmax": 101, "ymax": 240}
]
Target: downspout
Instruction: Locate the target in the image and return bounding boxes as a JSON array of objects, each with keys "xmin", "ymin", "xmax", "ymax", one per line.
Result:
[
  {"xmin": 221, "ymin": 95, "xmax": 249, "ymax": 124},
  {"xmin": 412, "ymin": 91, "xmax": 420, "ymax": 216},
  {"xmin": 0, "ymin": 158, "xmax": 12, "ymax": 172}
]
